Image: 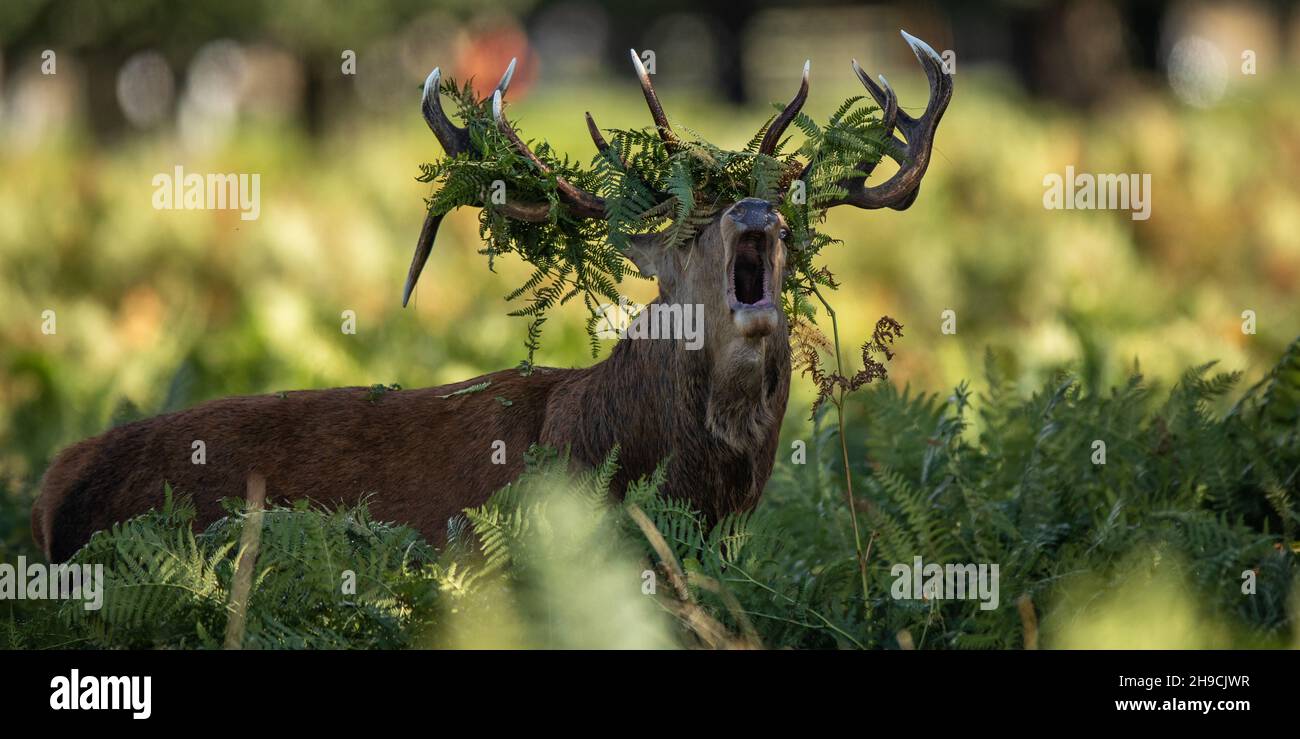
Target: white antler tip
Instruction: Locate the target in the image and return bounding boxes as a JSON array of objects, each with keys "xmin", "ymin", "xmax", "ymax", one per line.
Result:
[
  {"xmin": 492, "ymin": 90, "xmax": 503, "ymax": 120},
  {"xmin": 630, "ymin": 49, "xmax": 649, "ymax": 77},
  {"xmin": 900, "ymin": 29, "xmax": 942, "ymax": 63},
  {"xmin": 497, "ymin": 58, "xmax": 517, "ymax": 94}
]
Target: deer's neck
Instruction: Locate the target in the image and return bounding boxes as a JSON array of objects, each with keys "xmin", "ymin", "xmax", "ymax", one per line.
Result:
[
  {"xmin": 547, "ymin": 320, "xmax": 791, "ymax": 520},
  {"xmin": 605, "ymin": 328, "xmax": 789, "ymax": 443}
]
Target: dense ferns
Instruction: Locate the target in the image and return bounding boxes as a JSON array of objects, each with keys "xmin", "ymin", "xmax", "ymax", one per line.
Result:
[{"xmin": 4, "ymin": 337, "xmax": 1298, "ymax": 649}]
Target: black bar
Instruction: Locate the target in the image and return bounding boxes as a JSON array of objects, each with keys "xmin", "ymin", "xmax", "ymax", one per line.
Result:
[{"xmin": 0, "ymin": 649, "xmax": 1288, "ymax": 725}]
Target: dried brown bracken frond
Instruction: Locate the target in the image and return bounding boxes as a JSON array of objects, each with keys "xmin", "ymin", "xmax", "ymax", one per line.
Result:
[
  {"xmin": 790, "ymin": 315, "xmax": 832, "ymax": 380},
  {"xmin": 868, "ymin": 315, "xmax": 903, "ymax": 362},
  {"xmin": 794, "ymin": 315, "xmax": 903, "ymax": 416},
  {"xmin": 811, "ymin": 265, "xmax": 840, "ymax": 290}
]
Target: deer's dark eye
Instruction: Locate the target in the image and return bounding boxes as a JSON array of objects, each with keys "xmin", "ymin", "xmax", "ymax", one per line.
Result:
[{"xmin": 779, "ymin": 228, "xmax": 790, "ymax": 242}]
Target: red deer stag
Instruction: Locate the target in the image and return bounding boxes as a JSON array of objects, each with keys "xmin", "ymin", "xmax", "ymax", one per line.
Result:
[{"xmin": 33, "ymin": 31, "xmax": 951, "ymax": 561}]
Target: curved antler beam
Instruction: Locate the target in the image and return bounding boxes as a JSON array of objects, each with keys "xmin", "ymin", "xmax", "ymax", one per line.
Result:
[
  {"xmin": 420, "ymin": 67, "xmax": 471, "ymax": 155},
  {"xmin": 825, "ymin": 30, "xmax": 952, "ymax": 211},
  {"xmin": 420, "ymin": 59, "xmax": 519, "ymax": 155},
  {"xmin": 759, "ymin": 60, "xmax": 810, "ymax": 156}
]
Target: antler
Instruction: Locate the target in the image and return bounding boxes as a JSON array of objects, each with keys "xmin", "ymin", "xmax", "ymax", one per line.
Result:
[
  {"xmin": 405, "ymin": 36, "xmax": 946, "ymax": 305},
  {"xmin": 824, "ymin": 30, "xmax": 952, "ymax": 211},
  {"xmin": 629, "ymin": 49, "xmax": 678, "ymax": 151},
  {"xmin": 492, "ymin": 91, "xmax": 606, "ymax": 218},
  {"xmin": 408, "ymin": 49, "xmax": 706, "ymax": 304},
  {"xmin": 405, "ymin": 59, "xmax": 596, "ymax": 306},
  {"xmin": 584, "ymin": 111, "xmax": 628, "ymax": 170},
  {"xmin": 419, "ymin": 61, "xmax": 517, "ymax": 166},
  {"xmin": 759, "ymin": 60, "xmax": 810, "ymax": 156}
]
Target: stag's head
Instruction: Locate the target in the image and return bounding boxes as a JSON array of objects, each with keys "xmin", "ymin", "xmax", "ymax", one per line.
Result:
[
  {"xmin": 404, "ymin": 30, "xmax": 951, "ymax": 370},
  {"xmin": 615, "ymin": 196, "xmax": 789, "ymax": 354}
]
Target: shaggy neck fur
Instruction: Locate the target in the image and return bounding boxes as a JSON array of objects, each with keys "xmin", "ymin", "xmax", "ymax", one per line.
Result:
[{"xmin": 553, "ymin": 300, "xmax": 791, "ymax": 522}]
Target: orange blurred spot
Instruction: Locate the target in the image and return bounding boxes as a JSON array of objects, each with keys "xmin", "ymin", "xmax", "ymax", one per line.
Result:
[
  {"xmin": 118, "ymin": 286, "xmax": 164, "ymax": 348},
  {"xmin": 457, "ymin": 23, "xmax": 537, "ymax": 100}
]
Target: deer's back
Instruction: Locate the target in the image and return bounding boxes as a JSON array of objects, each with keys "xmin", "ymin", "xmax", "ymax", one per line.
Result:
[{"xmin": 34, "ymin": 367, "xmax": 574, "ymax": 561}]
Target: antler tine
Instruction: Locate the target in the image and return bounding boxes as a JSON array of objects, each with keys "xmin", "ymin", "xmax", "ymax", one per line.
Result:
[
  {"xmin": 759, "ymin": 60, "xmax": 810, "ymax": 156},
  {"xmin": 851, "ymin": 60, "xmax": 898, "ymax": 136},
  {"xmin": 491, "ymin": 57, "xmax": 517, "ymax": 101},
  {"xmin": 896, "ymin": 30, "xmax": 950, "ymax": 130},
  {"xmin": 405, "ymin": 197, "xmax": 550, "ymax": 307},
  {"xmin": 421, "ymin": 59, "xmax": 518, "ymax": 155},
  {"xmin": 828, "ymin": 30, "xmax": 953, "ymax": 212},
  {"xmin": 585, "ymin": 111, "xmax": 619, "ymax": 162},
  {"xmin": 630, "ymin": 49, "xmax": 677, "ymax": 150},
  {"xmin": 403, "ymin": 212, "xmax": 444, "ymax": 307},
  {"xmin": 421, "ymin": 67, "xmax": 471, "ymax": 155},
  {"xmin": 406, "ymin": 60, "xmax": 556, "ymax": 307},
  {"xmin": 493, "ymin": 91, "xmax": 606, "ymax": 218},
  {"xmin": 585, "ymin": 110, "xmax": 637, "ymax": 174},
  {"xmin": 841, "ymin": 62, "xmax": 899, "ymax": 185},
  {"xmin": 586, "ymin": 110, "xmax": 677, "ymax": 206},
  {"xmin": 408, "ymin": 67, "xmax": 464, "ymax": 308}
]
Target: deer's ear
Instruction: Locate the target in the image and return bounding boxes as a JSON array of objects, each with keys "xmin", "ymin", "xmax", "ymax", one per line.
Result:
[{"xmin": 621, "ymin": 234, "xmax": 666, "ymax": 278}]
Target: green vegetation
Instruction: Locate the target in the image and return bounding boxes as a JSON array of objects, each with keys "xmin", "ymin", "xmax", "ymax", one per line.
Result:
[
  {"xmin": 421, "ymin": 78, "xmax": 887, "ymax": 356},
  {"xmin": 5, "ymin": 336, "xmax": 1297, "ymax": 650}
]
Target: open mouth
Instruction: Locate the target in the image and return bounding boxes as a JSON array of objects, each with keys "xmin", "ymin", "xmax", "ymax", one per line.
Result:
[{"xmin": 730, "ymin": 230, "xmax": 774, "ymax": 309}]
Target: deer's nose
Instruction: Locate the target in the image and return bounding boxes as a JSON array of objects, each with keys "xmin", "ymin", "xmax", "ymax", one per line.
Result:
[{"xmin": 728, "ymin": 198, "xmax": 776, "ymax": 230}]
